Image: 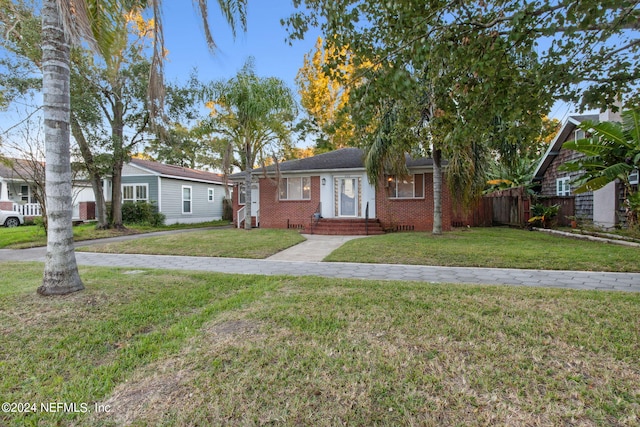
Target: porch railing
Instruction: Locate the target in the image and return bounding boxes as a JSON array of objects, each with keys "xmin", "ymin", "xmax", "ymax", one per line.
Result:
[
  {"xmin": 365, "ymin": 202, "xmax": 369, "ymax": 236},
  {"xmin": 13, "ymin": 203, "xmax": 41, "ymax": 217},
  {"xmin": 237, "ymin": 206, "xmax": 245, "ymax": 228},
  {"xmin": 309, "ymin": 202, "xmax": 322, "ymax": 234}
]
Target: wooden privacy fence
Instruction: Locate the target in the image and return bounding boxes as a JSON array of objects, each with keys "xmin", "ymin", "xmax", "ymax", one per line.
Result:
[
  {"xmin": 535, "ymin": 196, "xmax": 575, "ymax": 227},
  {"xmin": 485, "ymin": 187, "xmax": 531, "ymax": 227},
  {"xmin": 451, "ymin": 187, "xmax": 575, "ymax": 228}
]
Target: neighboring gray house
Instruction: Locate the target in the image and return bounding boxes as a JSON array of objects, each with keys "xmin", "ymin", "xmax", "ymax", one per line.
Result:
[{"xmin": 120, "ymin": 158, "xmax": 229, "ymax": 225}]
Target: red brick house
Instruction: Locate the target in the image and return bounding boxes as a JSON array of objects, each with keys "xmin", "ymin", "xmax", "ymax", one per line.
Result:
[{"xmin": 230, "ymin": 148, "xmax": 452, "ymax": 234}]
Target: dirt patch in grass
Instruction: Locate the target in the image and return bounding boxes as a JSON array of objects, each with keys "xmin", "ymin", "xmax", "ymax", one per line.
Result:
[
  {"xmin": 90, "ymin": 318, "xmax": 267, "ymax": 426},
  {"xmin": 92, "ymin": 357, "xmax": 196, "ymax": 426}
]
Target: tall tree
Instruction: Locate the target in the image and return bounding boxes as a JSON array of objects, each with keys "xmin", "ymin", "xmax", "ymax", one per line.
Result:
[
  {"xmin": 296, "ymin": 36, "xmax": 356, "ymax": 152},
  {"xmin": 204, "ymin": 59, "xmax": 297, "ymax": 229},
  {"xmin": 71, "ymin": 11, "xmax": 153, "ymax": 229}
]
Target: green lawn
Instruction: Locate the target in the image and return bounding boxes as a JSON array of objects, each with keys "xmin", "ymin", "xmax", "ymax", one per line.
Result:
[
  {"xmin": 1, "ymin": 262, "xmax": 639, "ymax": 426},
  {"xmin": 324, "ymin": 227, "xmax": 640, "ymax": 272},
  {"xmin": 77, "ymin": 228, "xmax": 306, "ymax": 258},
  {"xmin": 0, "ymin": 220, "xmax": 229, "ymax": 249}
]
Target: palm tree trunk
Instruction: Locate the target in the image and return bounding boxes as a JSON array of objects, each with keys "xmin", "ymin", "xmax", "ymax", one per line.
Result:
[
  {"xmin": 38, "ymin": 0, "xmax": 84, "ymax": 295},
  {"xmin": 243, "ymin": 136, "xmax": 253, "ymax": 230},
  {"xmin": 432, "ymin": 147, "xmax": 443, "ymax": 235}
]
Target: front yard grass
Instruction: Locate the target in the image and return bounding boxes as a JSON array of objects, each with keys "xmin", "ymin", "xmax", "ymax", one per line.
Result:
[
  {"xmin": 77, "ymin": 228, "xmax": 306, "ymax": 258},
  {"xmin": 0, "ymin": 220, "xmax": 229, "ymax": 249},
  {"xmin": 1, "ymin": 262, "xmax": 639, "ymax": 426},
  {"xmin": 325, "ymin": 227, "xmax": 640, "ymax": 272}
]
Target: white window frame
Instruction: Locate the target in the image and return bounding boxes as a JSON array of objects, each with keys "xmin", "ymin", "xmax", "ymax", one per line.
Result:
[
  {"xmin": 122, "ymin": 183, "xmax": 149, "ymax": 203},
  {"xmin": 208, "ymin": 188, "xmax": 215, "ymax": 203},
  {"xmin": 629, "ymin": 169, "xmax": 639, "ymax": 185},
  {"xmin": 20, "ymin": 184, "xmax": 30, "ymax": 202},
  {"xmin": 387, "ymin": 174, "xmax": 425, "ymax": 199},
  {"xmin": 556, "ymin": 177, "xmax": 571, "ymax": 196},
  {"xmin": 279, "ymin": 177, "xmax": 311, "ymax": 201},
  {"xmin": 238, "ymin": 184, "xmax": 246, "ymax": 205},
  {"xmin": 182, "ymin": 185, "xmax": 192, "ymax": 214}
]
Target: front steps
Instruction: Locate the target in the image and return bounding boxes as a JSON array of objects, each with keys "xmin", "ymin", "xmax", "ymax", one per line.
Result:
[{"xmin": 308, "ymin": 218, "xmax": 385, "ymax": 235}]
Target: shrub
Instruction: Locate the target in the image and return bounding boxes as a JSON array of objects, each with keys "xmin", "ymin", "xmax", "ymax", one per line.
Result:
[
  {"xmin": 121, "ymin": 201, "xmax": 165, "ymax": 227},
  {"xmin": 528, "ymin": 204, "xmax": 559, "ymax": 228}
]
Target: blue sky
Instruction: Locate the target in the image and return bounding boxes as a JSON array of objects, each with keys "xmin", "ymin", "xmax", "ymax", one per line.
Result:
[
  {"xmin": 161, "ymin": 1, "xmax": 319, "ymax": 96},
  {"xmin": 158, "ymin": 2, "xmax": 584, "ymax": 123}
]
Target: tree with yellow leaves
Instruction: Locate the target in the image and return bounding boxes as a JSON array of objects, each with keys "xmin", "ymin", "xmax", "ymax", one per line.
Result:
[{"xmin": 296, "ymin": 37, "xmax": 357, "ymax": 153}]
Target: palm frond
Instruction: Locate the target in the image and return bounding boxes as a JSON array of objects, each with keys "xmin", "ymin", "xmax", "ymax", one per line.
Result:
[
  {"xmin": 622, "ymin": 108, "xmax": 640, "ymax": 147},
  {"xmin": 364, "ymin": 104, "xmax": 409, "ymax": 185},
  {"xmin": 583, "ymin": 120, "xmax": 629, "ymax": 148},
  {"xmin": 573, "ymin": 175, "xmax": 613, "ymax": 194}
]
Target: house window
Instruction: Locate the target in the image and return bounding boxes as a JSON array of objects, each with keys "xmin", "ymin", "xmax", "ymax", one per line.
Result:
[
  {"xmin": 122, "ymin": 184, "xmax": 148, "ymax": 203},
  {"xmin": 629, "ymin": 169, "xmax": 639, "ymax": 185},
  {"xmin": 20, "ymin": 185, "xmax": 29, "ymax": 202},
  {"xmin": 387, "ymin": 174, "xmax": 424, "ymax": 199},
  {"xmin": 208, "ymin": 188, "xmax": 215, "ymax": 202},
  {"xmin": 575, "ymin": 129, "xmax": 585, "ymax": 141},
  {"xmin": 182, "ymin": 186, "xmax": 192, "ymax": 214},
  {"xmin": 238, "ymin": 184, "xmax": 246, "ymax": 205},
  {"xmin": 279, "ymin": 177, "xmax": 311, "ymax": 200},
  {"xmin": 556, "ymin": 177, "xmax": 571, "ymax": 196}
]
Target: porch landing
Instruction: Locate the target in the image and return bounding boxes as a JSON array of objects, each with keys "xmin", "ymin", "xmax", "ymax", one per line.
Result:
[{"xmin": 307, "ymin": 218, "xmax": 385, "ymax": 236}]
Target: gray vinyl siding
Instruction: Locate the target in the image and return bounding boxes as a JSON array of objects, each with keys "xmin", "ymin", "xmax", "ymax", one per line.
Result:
[
  {"xmin": 160, "ymin": 177, "xmax": 225, "ymax": 224},
  {"xmin": 121, "ymin": 176, "xmax": 159, "ymax": 204}
]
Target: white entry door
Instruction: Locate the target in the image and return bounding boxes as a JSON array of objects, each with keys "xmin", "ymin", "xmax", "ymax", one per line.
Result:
[{"xmin": 338, "ymin": 178, "xmax": 358, "ymax": 217}]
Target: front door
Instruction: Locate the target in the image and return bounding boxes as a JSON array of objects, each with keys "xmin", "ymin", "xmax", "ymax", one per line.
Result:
[{"xmin": 338, "ymin": 177, "xmax": 358, "ymax": 217}]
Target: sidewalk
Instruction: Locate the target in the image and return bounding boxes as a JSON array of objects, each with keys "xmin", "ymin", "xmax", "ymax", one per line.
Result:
[
  {"xmin": 1, "ymin": 232, "xmax": 639, "ymax": 292},
  {"xmin": 266, "ymin": 234, "xmax": 367, "ymax": 262}
]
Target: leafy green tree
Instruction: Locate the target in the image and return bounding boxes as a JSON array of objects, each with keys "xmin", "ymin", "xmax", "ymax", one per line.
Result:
[
  {"xmin": 485, "ymin": 116, "xmax": 560, "ymax": 194},
  {"xmin": 561, "ymin": 108, "xmax": 640, "ymax": 225},
  {"xmin": 286, "ymin": 0, "xmax": 639, "ymax": 111},
  {"xmin": 204, "ymin": 59, "xmax": 297, "ymax": 229},
  {"xmin": 284, "ymin": 1, "xmax": 606, "ymax": 233},
  {"xmin": 70, "ymin": 8, "xmax": 154, "ymax": 229},
  {"xmin": 145, "ymin": 75, "xmax": 222, "ymax": 170}
]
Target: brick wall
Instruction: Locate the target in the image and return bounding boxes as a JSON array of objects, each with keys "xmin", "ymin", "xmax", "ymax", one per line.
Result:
[
  {"xmin": 376, "ymin": 172, "xmax": 452, "ymax": 232},
  {"xmin": 78, "ymin": 201, "xmax": 95, "ymax": 220},
  {"xmin": 233, "ymin": 173, "xmax": 452, "ymax": 232},
  {"xmin": 259, "ymin": 176, "xmax": 320, "ymax": 229},
  {"xmin": 233, "ymin": 177, "xmax": 321, "ymax": 229}
]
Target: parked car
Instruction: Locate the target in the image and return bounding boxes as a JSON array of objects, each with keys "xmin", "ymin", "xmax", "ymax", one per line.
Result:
[{"xmin": 0, "ymin": 209, "xmax": 24, "ymax": 227}]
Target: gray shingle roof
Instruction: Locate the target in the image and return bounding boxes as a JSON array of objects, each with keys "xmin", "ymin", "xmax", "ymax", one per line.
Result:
[
  {"xmin": 230, "ymin": 148, "xmax": 435, "ymax": 180},
  {"xmin": 0, "ymin": 158, "xmax": 42, "ymax": 180},
  {"xmin": 128, "ymin": 158, "xmax": 225, "ymax": 184},
  {"xmin": 533, "ymin": 114, "xmax": 601, "ymax": 181}
]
